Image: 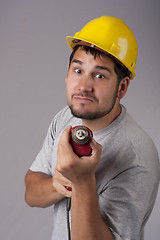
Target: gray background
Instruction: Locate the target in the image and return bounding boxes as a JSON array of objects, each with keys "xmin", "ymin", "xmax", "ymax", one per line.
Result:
[{"xmin": 0, "ymin": 0, "xmax": 159, "ymax": 239}]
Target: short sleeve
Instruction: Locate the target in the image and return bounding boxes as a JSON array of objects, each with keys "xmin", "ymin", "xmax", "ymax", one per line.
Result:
[
  {"xmin": 98, "ymin": 166, "xmax": 158, "ymax": 240},
  {"xmin": 30, "ymin": 121, "xmax": 55, "ymax": 176}
]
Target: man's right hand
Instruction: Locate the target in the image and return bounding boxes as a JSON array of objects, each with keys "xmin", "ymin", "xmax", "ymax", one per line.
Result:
[{"xmin": 52, "ymin": 170, "xmax": 72, "ymax": 198}]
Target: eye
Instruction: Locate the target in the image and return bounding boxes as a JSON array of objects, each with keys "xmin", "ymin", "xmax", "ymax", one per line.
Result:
[
  {"xmin": 95, "ymin": 73, "xmax": 105, "ymax": 79},
  {"xmin": 74, "ymin": 68, "xmax": 81, "ymax": 74}
]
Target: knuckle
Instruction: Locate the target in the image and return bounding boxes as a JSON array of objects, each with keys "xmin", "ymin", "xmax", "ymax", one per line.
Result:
[{"xmin": 97, "ymin": 143, "xmax": 103, "ymax": 151}]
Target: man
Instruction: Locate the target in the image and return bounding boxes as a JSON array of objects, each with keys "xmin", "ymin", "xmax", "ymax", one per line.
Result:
[{"xmin": 25, "ymin": 16, "xmax": 160, "ymax": 240}]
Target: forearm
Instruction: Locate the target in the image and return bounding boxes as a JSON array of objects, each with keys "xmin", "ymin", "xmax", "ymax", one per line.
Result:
[
  {"xmin": 56, "ymin": 127, "xmax": 111, "ymax": 238},
  {"xmin": 25, "ymin": 170, "xmax": 63, "ymax": 208},
  {"xmin": 71, "ymin": 176, "xmax": 113, "ymax": 240}
]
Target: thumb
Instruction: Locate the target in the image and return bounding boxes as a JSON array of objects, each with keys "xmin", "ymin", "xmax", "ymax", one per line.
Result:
[{"xmin": 90, "ymin": 137, "xmax": 102, "ymax": 156}]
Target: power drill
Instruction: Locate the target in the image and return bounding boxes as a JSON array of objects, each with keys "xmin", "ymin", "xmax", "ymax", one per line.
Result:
[{"xmin": 65, "ymin": 125, "xmax": 93, "ymax": 192}]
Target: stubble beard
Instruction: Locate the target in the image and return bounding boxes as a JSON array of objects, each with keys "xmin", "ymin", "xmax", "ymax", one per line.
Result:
[{"xmin": 68, "ymin": 87, "xmax": 118, "ymax": 120}]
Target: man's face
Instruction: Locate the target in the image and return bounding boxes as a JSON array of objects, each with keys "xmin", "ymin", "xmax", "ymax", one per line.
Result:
[{"xmin": 65, "ymin": 48, "xmax": 119, "ymax": 120}]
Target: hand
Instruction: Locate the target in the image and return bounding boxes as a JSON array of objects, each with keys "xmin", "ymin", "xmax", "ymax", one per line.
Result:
[
  {"xmin": 56, "ymin": 126, "xmax": 102, "ymax": 185},
  {"xmin": 52, "ymin": 169, "xmax": 72, "ymax": 198}
]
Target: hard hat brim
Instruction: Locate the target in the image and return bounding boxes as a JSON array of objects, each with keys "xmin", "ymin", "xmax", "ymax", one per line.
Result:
[{"xmin": 66, "ymin": 35, "xmax": 135, "ymax": 79}]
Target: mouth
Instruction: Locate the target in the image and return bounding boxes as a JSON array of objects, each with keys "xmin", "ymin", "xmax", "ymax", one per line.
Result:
[
  {"xmin": 72, "ymin": 93, "xmax": 98, "ymax": 104},
  {"xmin": 73, "ymin": 96, "xmax": 94, "ymax": 104}
]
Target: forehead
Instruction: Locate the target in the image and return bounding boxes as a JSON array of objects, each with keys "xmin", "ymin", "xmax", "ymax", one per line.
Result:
[{"xmin": 71, "ymin": 47, "xmax": 115, "ymax": 68}]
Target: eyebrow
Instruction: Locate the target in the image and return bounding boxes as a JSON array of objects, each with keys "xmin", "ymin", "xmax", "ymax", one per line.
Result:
[
  {"xmin": 71, "ymin": 59, "xmax": 112, "ymax": 74},
  {"xmin": 72, "ymin": 59, "xmax": 83, "ymax": 65},
  {"xmin": 95, "ymin": 65, "xmax": 112, "ymax": 74}
]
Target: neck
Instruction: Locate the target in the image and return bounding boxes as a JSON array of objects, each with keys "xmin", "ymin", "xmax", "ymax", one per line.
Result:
[{"xmin": 82, "ymin": 103, "xmax": 121, "ymax": 132}]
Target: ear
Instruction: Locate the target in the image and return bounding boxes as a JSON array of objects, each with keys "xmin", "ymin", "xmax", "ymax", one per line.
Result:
[{"xmin": 117, "ymin": 77, "xmax": 130, "ymax": 99}]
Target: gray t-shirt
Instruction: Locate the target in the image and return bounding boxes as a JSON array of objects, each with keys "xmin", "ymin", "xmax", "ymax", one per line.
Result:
[{"xmin": 30, "ymin": 105, "xmax": 160, "ymax": 240}]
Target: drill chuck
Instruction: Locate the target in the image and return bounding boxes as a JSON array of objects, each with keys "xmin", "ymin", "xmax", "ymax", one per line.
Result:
[{"xmin": 70, "ymin": 126, "xmax": 93, "ymax": 156}]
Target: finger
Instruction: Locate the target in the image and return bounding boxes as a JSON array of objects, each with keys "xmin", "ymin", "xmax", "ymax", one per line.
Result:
[
  {"xmin": 57, "ymin": 183, "xmax": 72, "ymax": 198},
  {"xmin": 61, "ymin": 185, "xmax": 72, "ymax": 198},
  {"xmin": 58, "ymin": 125, "xmax": 73, "ymax": 157},
  {"xmin": 53, "ymin": 175, "xmax": 72, "ymax": 198},
  {"xmin": 60, "ymin": 125, "xmax": 72, "ymax": 144},
  {"xmin": 54, "ymin": 169, "xmax": 72, "ymax": 186}
]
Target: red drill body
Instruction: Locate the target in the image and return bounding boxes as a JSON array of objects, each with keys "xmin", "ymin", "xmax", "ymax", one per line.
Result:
[{"xmin": 65, "ymin": 126, "xmax": 93, "ymax": 191}]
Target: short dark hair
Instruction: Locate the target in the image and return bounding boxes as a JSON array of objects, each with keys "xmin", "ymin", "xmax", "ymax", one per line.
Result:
[{"xmin": 69, "ymin": 45, "xmax": 130, "ymax": 84}]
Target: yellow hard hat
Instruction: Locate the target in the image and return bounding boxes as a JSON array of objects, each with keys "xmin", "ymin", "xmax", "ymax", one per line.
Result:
[{"xmin": 66, "ymin": 16, "xmax": 138, "ymax": 79}]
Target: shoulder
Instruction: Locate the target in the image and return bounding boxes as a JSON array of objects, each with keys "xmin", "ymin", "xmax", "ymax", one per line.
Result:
[
  {"xmin": 120, "ymin": 107, "xmax": 159, "ymax": 169},
  {"xmin": 121, "ymin": 107, "xmax": 156, "ymax": 151}
]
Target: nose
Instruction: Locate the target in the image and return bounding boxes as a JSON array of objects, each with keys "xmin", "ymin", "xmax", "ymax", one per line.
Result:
[{"xmin": 78, "ymin": 75, "xmax": 93, "ymax": 92}]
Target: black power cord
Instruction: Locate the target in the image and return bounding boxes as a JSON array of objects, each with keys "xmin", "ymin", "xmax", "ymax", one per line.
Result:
[{"xmin": 66, "ymin": 198, "xmax": 71, "ymax": 240}]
